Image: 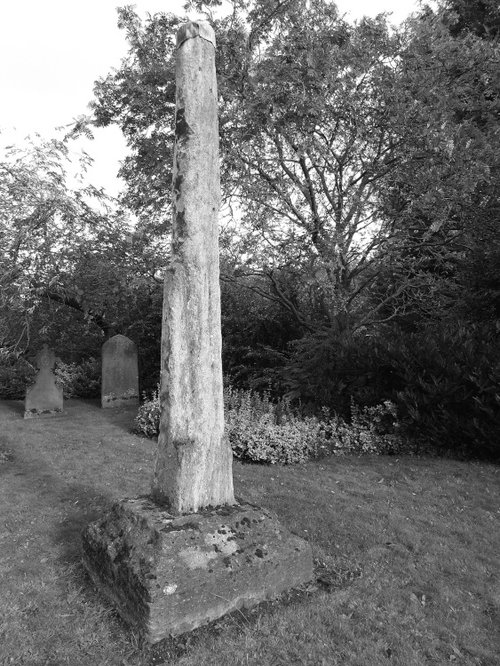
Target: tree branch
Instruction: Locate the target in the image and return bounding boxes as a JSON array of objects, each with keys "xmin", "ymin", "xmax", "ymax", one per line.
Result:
[{"xmin": 41, "ymin": 289, "xmax": 111, "ymax": 337}]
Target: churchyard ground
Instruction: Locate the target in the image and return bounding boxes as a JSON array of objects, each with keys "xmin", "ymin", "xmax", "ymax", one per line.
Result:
[{"xmin": 0, "ymin": 399, "xmax": 498, "ymax": 665}]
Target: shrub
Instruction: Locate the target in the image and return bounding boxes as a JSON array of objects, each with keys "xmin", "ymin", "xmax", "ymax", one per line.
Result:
[
  {"xmin": 390, "ymin": 325, "xmax": 500, "ymax": 460},
  {"xmin": 132, "ymin": 383, "xmax": 403, "ymax": 463},
  {"xmin": 0, "ymin": 352, "xmax": 101, "ymax": 400},
  {"xmin": 283, "ymin": 331, "xmax": 398, "ymax": 419},
  {"xmin": 227, "ymin": 408, "xmax": 327, "ymax": 463},
  {"xmin": 54, "ymin": 357, "xmax": 101, "ymax": 399},
  {"xmin": 325, "ymin": 400, "xmax": 403, "ymax": 456},
  {"xmin": 133, "ymin": 384, "xmax": 161, "ymax": 438},
  {"xmin": 0, "ymin": 351, "xmax": 36, "ymax": 399},
  {"xmin": 225, "ymin": 386, "xmax": 402, "ymax": 463},
  {"xmin": 283, "ymin": 320, "xmax": 500, "ymax": 461}
]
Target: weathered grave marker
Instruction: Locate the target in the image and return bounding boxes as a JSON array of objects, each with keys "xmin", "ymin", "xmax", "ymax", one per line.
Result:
[
  {"xmin": 24, "ymin": 344, "xmax": 63, "ymax": 418},
  {"xmin": 82, "ymin": 21, "xmax": 313, "ymax": 643},
  {"xmin": 151, "ymin": 20, "xmax": 234, "ymax": 513},
  {"xmin": 101, "ymin": 334, "xmax": 139, "ymax": 408}
]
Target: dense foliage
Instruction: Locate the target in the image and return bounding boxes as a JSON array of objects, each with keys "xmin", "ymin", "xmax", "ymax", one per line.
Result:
[
  {"xmin": 134, "ymin": 383, "xmax": 402, "ymax": 463},
  {"xmin": 0, "ymin": 135, "xmax": 164, "ymax": 393},
  {"xmin": 1, "ymin": 0, "xmax": 498, "ymax": 460}
]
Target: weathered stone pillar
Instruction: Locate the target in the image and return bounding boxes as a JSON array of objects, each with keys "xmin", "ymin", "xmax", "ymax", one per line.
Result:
[
  {"xmin": 152, "ymin": 21, "xmax": 235, "ymax": 514},
  {"xmin": 81, "ymin": 23, "xmax": 313, "ymax": 643}
]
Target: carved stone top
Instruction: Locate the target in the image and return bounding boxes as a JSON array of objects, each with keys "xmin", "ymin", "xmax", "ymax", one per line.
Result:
[
  {"xmin": 35, "ymin": 344, "xmax": 56, "ymax": 371},
  {"xmin": 176, "ymin": 21, "xmax": 216, "ymax": 49}
]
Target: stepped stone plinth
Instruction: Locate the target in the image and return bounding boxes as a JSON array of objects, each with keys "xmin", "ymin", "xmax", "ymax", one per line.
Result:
[{"xmin": 82, "ymin": 497, "xmax": 313, "ymax": 643}]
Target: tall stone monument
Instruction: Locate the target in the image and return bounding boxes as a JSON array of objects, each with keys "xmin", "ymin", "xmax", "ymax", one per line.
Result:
[
  {"xmin": 101, "ymin": 334, "xmax": 139, "ymax": 408},
  {"xmin": 151, "ymin": 20, "xmax": 234, "ymax": 513},
  {"xmin": 82, "ymin": 21, "xmax": 313, "ymax": 644},
  {"xmin": 24, "ymin": 344, "xmax": 63, "ymax": 418}
]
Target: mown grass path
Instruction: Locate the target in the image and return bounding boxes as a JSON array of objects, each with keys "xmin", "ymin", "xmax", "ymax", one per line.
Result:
[{"xmin": 0, "ymin": 399, "xmax": 499, "ymax": 665}]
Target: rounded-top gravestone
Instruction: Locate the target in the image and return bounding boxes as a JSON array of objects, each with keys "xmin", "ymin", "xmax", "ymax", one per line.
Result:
[
  {"xmin": 24, "ymin": 344, "xmax": 63, "ymax": 419},
  {"xmin": 101, "ymin": 334, "xmax": 139, "ymax": 409}
]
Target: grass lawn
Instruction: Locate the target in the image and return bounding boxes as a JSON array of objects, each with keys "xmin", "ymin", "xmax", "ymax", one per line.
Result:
[{"xmin": 0, "ymin": 399, "xmax": 499, "ymax": 665}]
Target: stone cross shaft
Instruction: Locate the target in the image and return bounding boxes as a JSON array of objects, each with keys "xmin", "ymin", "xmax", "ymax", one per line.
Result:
[{"xmin": 152, "ymin": 21, "xmax": 235, "ymax": 514}]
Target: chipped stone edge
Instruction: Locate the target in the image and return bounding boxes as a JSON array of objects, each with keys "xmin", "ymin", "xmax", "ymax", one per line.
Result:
[
  {"xmin": 82, "ymin": 498, "xmax": 314, "ymax": 641},
  {"xmin": 176, "ymin": 21, "xmax": 216, "ymax": 49},
  {"xmin": 23, "ymin": 408, "xmax": 64, "ymax": 419}
]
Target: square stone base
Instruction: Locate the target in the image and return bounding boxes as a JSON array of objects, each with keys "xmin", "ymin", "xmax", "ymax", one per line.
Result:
[
  {"xmin": 82, "ymin": 497, "xmax": 313, "ymax": 643},
  {"xmin": 24, "ymin": 406, "xmax": 64, "ymax": 419},
  {"xmin": 101, "ymin": 394, "xmax": 139, "ymax": 409}
]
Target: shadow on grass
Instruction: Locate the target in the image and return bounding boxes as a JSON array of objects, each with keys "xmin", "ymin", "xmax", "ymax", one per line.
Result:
[
  {"xmin": 0, "ymin": 433, "xmax": 111, "ymax": 569},
  {"xmin": 47, "ymin": 479, "xmax": 145, "ymax": 654},
  {"xmin": 54, "ymin": 481, "xmax": 112, "ymax": 564},
  {"xmin": 0, "ymin": 399, "xmax": 25, "ymax": 417},
  {"xmin": 64, "ymin": 398, "xmax": 139, "ymax": 435},
  {"xmin": 0, "ymin": 432, "xmax": 16, "ymax": 461}
]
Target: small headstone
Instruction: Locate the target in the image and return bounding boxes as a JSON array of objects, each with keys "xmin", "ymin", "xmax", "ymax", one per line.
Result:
[
  {"xmin": 24, "ymin": 344, "xmax": 63, "ymax": 419},
  {"xmin": 101, "ymin": 334, "xmax": 139, "ymax": 409}
]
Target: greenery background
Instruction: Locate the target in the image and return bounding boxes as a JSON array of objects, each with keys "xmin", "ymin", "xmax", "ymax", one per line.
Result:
[{"xmin": 1, "ymin": 0, "xmax": 499, "ymax": 460}]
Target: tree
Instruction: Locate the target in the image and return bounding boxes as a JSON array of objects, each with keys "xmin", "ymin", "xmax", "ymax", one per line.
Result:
[
  {"xmin": 86, "ymin": 1, "xmax": 500, "ymax": 458},
  {"xmin": 360, "ymin": 4, "xmax": 500, "ymax": 457},
  {"xmin": 92, "ymin": 2, "xmax": 421, "ymax": 336},
  {"xmin": 91, "ymin": 8, "xmax": 182, "ymax": 231},
  {"xmin": 0, "ymin": 133, "xmax": 164, "ymax": 376},
  {"xmin": 441, "ymin": 0, "xmax": 500, "ymax": 38},
  {"xmin": 0, "ymin": 135, "xmax": 109, "ymax": 351},
  {"xmin": 375, "ymin": 4, "xmax": 500, "ymax": 329}
]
